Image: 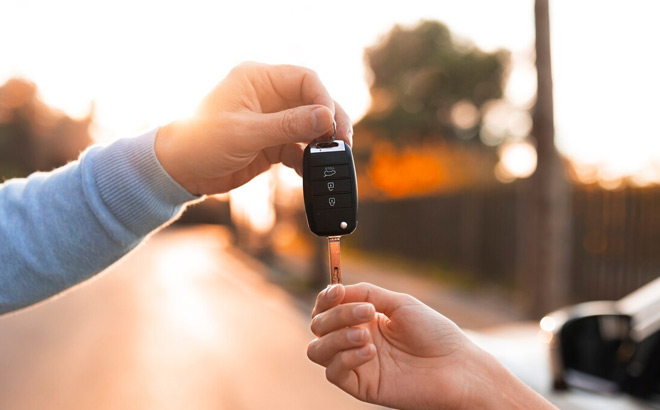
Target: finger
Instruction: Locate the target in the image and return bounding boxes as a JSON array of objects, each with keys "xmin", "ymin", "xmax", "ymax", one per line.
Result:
[
  {"xmin": 311, "ymin": 284, "xmax": 345, "ymax": 318},
  {"xmin": 311, "ymin": 302, "xmax": 375, "ymax": 337},
  {"xmin": 333, "ymin": 101, "xmax": 353, "ymax": 146},
  {"xmin": 325, "ymin": 344, "xmax": 376, "ymax": 390},
  {"xmin": 265, "ymin": 64, "xmax": 336, "ymax": 114},
  {"xmin": 262, "ymin": 104, "xmax": 351, "ymax": 169},
  {"xmin": 307, "ymin": 327, "xmax": 370, "ymax": 366},
  {"xmin": 282, "ymin": 143, "xmax": 304, "ymax": 176},
  {"xmin": 243, "ymin": 105, "xmax": 334, "ymax": 150},
  {"xmin": 264, "ymin": 143, "xmax": 305, "ymax": 176},
  {"xmin": 341, "ymin": 282, "xmax": 415, "ymax": 317}
]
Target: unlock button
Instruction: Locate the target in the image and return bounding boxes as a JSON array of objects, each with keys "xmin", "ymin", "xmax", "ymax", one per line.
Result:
[{"xmin": 312, "ymin": 193, "xmax": 352, "ymax": 210}]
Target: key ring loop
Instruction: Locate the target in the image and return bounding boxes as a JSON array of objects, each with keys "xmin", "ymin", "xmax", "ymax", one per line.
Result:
[{"xmin": 330, "ymin": 120, "xmax": 337, "ymax": 142}]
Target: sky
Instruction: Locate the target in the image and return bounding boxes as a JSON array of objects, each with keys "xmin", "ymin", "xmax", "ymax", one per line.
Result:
[{"xmin": 1, "ymin": 0, "xmax": 659, "ymax": 183}]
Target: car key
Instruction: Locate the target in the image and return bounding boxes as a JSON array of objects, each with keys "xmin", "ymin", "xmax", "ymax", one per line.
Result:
[{"xmin": 302, "ymin": 122, "xmax": 358, "ymax": 284}]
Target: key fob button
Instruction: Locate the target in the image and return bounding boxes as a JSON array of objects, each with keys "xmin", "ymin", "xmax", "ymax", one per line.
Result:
[
  {"xmin": 312, "ymin": 179, "xmax": 351, "ymax": 194},
  {"xmin": 310, "ymin": 165, "xmax": 350, "ymax": 180},
  {"xmin": 313, "ymin": 193, "xmax": 352, "ymax": 210},
  {"xmin": 311, "ymin": 209, "xmax": 357, "ymax": 234}
]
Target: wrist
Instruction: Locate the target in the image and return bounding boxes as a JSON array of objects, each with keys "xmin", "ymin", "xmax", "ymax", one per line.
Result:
[
  {"xmin": 91, "ymin": 129, "xmax": 197, "ymax": 237},
  {"xmin": 466, "ymin": 347, "xmax": 557, "ymax": 410},
  {"xmin": 155, "ymin": 121, "xmax": 198, "ymax": 195}
]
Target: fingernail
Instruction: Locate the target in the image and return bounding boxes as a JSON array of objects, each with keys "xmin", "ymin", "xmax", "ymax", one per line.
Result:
[
  {"xmin": 312, "ymin": 107, "xmax": 330, "ymax": 134},
  {"xmin": 327, "ymin": 284, "xmax": 339, "ymax": 299},
  {"xmin": 357, "ymin": 344, "xmax": 373, "ymax": 357},
  {"xmin": 347, "ymin": 328, "xmax": 365, "ymax": 343},
  {"xmin": 354, "ymin": 304, "xmax": 374, "ymax": 320}
]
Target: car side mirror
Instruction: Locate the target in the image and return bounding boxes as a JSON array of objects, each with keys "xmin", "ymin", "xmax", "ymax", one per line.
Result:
[
  {"xmin": 622, "ymin": 329, "xmax": 660, "ymax": 402},
  {"xmin": 545, "ymin": 279, "xmax": 660, "ymax": 405},
  {"xmin": 542, "ymin": 302, "xmax": 632, "ymax": 393},
  {"xmin": 558, "ymin": 314, "xmax": 633, "ymax": 392}
]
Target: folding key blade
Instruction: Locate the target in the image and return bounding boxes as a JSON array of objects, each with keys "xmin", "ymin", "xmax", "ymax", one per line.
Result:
[{"xmin": 328, "ymin": 236, "xmax": 342, "ymax": 284}]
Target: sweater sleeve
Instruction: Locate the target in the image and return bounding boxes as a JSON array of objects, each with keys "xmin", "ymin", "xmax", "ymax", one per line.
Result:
[{"xmin": 0, "ymin": 128, "xmax": 198, "ymax": 314}]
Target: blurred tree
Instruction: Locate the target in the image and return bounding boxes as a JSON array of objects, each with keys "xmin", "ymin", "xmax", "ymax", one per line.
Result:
[
  {"xmin": 366, "ymin": 142, "xmax": 497, "ymax": 198},
  {"xmin": 0, "ymin": 78, "xmax": 93, "ymax": 181},
  {"xmin": 359, "ymin": 20, "xmax": 508, "ymax": 145},
  {"xmin": 351, "ymin": 20, "xmax": 509, "ymax": 200}
]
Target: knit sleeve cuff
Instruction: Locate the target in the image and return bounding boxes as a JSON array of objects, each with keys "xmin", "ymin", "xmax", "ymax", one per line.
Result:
[{"xmin": 89, "ymin": 128, "xmax": 199, "ymax": 238}]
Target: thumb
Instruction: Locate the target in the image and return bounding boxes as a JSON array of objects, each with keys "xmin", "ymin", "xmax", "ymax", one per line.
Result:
[{"xmin": 249, "ymin": 105, "xmax": 334, "ymax": 149}]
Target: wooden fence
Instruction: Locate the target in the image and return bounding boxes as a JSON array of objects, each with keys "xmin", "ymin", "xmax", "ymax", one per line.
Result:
[{"xmin": 349, "ymin": 183, "xmax": 660, "ymax": 304}]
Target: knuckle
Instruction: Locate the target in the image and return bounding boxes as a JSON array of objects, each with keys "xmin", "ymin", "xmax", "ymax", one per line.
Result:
[
  {"xmin": 364, "ymin": 286, "xmax": 374, "ymax": 304},
  {"xmin": 229, "ymin": 62, "xmax": 248, "ymax": 76},
  {"xmin": 343, "ymin": 304, "xmax": 358, "ymax": 321},
  {"xmin": 325, "ymin": 366, "xmax": 338, "ymax": 384},
  {"xmin": 309, "ymin": 315, "xmax": 322, "ymax": 335},
  {"xmin": 235, "ymin": 61, "xmax": 257, "ymax": 71},
  {"xmin": 289, "ymin": 64, "xmax": 317, "ymax": 78},
  {"xmin": 355, "ymin": 282, "xmax": 370, "ymax": 291},
  {"xmin": 311, "ymin": 301, "xmax": 321, "ymax": 320},
  {"xmin": 306, "ymin": 341, "xmax": 317, "ymax": 361},
  {"xmin": 229, "ymin": 61, "xmax": 262, "ymax": 79},
  {"xmin": 399, "ymin": 293, "xmax": 418, "ymax": 305},
  {"xmin": 313, "ymin": 288, "xmax": 326, "ymax": 310},
  {"xmin": 280, "ymin": 109, "xmax": 300, "ymax": 137},
  {"xmin": 303, "ymin": 67, "xmax": 320, "ymax": 80},
  {"xmin": 338, "ymin": 350, "xmax": 352, "ymax": 368}
]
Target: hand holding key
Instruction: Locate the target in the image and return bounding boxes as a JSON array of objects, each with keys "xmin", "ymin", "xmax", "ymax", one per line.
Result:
[
  {"xmin": 307, "ymin": 283, "xmax": 558, "ymax": 410},
  {"xmin": 155, "ymin": 62, "xmax": 352, "ymax": 196}
]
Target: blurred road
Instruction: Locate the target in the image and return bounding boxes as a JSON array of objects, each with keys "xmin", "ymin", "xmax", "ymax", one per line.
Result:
[{"xmin": 0, "ymin": 227, "xmax": 377, "ymax": 410}]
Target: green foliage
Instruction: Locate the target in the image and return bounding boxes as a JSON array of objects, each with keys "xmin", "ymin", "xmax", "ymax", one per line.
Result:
[{"xmin": 361, "ymin": 20, "xmax": 508, "ymax": 144}]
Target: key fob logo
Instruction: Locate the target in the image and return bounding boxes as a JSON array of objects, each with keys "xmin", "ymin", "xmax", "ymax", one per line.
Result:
[
  {"xmin": 327, "ymin": 182, "xmax": 335, "ymax": 191},
  {"xmin": 324, "ymin": 167, "xmax": 336, "ymax": 177},
  {"xmin": 329, "ymin": 197, "xmax": 336, "ymax": 207}
]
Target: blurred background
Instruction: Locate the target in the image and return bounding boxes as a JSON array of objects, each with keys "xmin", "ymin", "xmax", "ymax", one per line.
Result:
[{"xmin": 1, "ymin": 0, "xmax": 659, "ymax": 409}]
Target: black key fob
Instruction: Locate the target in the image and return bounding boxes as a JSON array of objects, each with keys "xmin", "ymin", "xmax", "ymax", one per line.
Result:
[{"xmin": 302, "ymin": 140, "xmax": 358, "ymax": 237}]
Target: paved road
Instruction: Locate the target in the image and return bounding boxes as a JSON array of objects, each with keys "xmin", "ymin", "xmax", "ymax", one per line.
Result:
[{"xmin": 0, "ymin": 227, "xmax": 377, "ymax": 410}]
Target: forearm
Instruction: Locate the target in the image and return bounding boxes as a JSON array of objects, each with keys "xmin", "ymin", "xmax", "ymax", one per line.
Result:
[{"xmin": 0, "ymin": 129, "xmax": 196, "ymax": 314}]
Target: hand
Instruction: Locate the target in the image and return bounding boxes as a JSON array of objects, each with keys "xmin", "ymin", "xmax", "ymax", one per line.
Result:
[
  {"xmin": 155, "ymin": 62, "xmax": 352, "ymax": 195},
  {"xmin": 307, "ymin": 283, "xmax": 557, "ymax": 410}
]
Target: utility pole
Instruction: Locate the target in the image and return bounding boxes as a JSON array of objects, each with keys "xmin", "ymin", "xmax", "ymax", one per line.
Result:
[{"xmin": 517, "ymin": 0, "xmax": 572, "ymax": 317}]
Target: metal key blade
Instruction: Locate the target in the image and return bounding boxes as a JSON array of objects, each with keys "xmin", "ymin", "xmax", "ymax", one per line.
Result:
[{"xmin": 328, "ymin": 236, "xmax": 342, "ymax": 284}]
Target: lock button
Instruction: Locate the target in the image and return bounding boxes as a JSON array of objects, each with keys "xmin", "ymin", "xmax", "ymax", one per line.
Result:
[{"xmin": 312, "ymin": 179, "xmax": 352, "ymax": 194}]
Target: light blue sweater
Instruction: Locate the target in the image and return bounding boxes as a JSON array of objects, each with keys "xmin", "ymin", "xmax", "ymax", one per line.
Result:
[{"xmin": 0, "ymin": 129, "xmax": 197, "ymax": 314}]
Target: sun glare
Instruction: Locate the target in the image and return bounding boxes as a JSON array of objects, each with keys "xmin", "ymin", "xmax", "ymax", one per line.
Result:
[
  {"xmin": 2, "ymin": 1, "xmax": 659, "ymax": 183},
  {"xmin": 229, "ymin": 171, "xmax": 276, "ymax": 234},
  {"xmin": 155, "ymin": 236, "xmax": 227, "ymax": 345},
  {"xmin": 496, "ymin": 141, "xmax": 537, "ymax": 183},
  {"xmin": 539, "ymin": 316, "xmax": 557, "ymax": 333}
]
